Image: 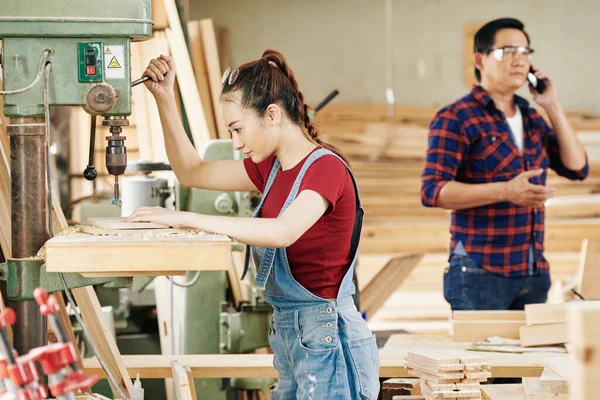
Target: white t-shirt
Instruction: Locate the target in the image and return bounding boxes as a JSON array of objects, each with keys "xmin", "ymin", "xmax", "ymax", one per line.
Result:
[{"xmin": 506, "ymin": 107, "xmax": 524, "ymax": 153}]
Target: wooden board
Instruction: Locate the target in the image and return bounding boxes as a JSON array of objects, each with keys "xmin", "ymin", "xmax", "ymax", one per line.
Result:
[
  {"xmin": 170, "ymin": 360, "xmax": 193, "ymax": 400},
  {"xmin": 45, "ymin": 233, "xmax": 231, "ymax": 274},
  {"xmin": 73, "ymin": 287, "xmax": 133, "ymax": 398},
  {"xmin": 544, "ymin": 194, "xmax": 600, "ymax": 218},
  {"xmin": 481, "ymin": 384, "xmax": 525, "ymax": 400},
  {"xmin": 539, "ymin": 367, "xmax": 568, "ymax": 394},
  {"xmin": 519, "ymin": 323, "xmax": 568, "ymax": 347},
  {"xmin": 186, "ymin": 20, "xmax": 218, "ymax": 140},
  {"xmin": 163, "ymin": 0, "xmax": 211, "ymax": 148},
  {"xmin": 453, "ymin": 311, "xmax": 525, "ymax": 322},
  {"xmin": 567, "ymin": 301, "xmax": 600, "ymax": 400},
  {"xmin": 80, "ymin": 225, "xmax": 194, "ymax": 237},
  {"xmin": 453, "ymin": 320, "xmax": 524, "ymax": 341},
  {"xmin": 522, "ymin": 378, "xmax": 567, "ymax": 399},
  {"xmin": 360, "ymin": 254, "xmax": 422, "ymax": 319},
  {"xmin": 87, "ymin": 217, "xmax": 168, "ymax": 230},
  {"xmin": 199, "ymin": 19, "xmax": 228, "ymax": 139},
  {"xmin": 525, "ymin": 304, "xmax": 566, "ymax": 326},
  {"xmin": 578, "ymin": 240, "xmax": 600, "ymax": 300},
  {"xmin": 152, "ymin": 0, "xmax": 169, "ymax": 30}
]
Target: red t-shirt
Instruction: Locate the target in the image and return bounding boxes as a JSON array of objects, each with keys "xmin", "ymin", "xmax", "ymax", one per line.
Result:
[{"xmin": 243, "ymin": 148, "xmax": 357, "ymax": 299}]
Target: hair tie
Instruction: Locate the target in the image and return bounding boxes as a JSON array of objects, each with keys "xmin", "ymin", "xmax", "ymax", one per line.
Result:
[{"xmin": 316, "ymin": 138, "xmax": 323, "ymax": 145}]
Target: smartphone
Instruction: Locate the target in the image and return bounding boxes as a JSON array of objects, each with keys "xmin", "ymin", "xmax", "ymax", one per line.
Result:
[{"xmin": 527, "ymin": 66, "xmax": 546, "ymax": 94}]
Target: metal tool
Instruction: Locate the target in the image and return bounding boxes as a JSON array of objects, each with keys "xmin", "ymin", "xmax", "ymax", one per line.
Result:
[{"xmin": 308, "ymin": 89, "xmax": 339, "ymax": 120}]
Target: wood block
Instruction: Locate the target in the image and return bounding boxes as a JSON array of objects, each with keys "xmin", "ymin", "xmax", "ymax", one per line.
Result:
[
  {"xmin": 567, "ymin": 301, "xmax": 600, "ymax": 400},
  {"xmin": 519, "ymin": 324, "xmax": 568, "ymax": 347},
  {"xmin": 481, "ymin": 384, "xmax": 525, "ymax": 400},
  {"xmin": 407, "ymin": 349, "xmax": 462, "ymax": 364},
  {"xmin": 525, "ymin": 304, "xmax": 566, "ymax": 326},
  {"xmin": 408, "ymin": 368, "xmax": 462, "ymax": 384},
  {"xmin": 452, "ymin": 311, "xmax": 525, "ymax": 321},
  {"xmin": 453, "ymin": 320, "xmax": 524, "ymax": 341},
  {"xmin": 87, "ymin": 217, "xmax": 168, "ymax": 230}
]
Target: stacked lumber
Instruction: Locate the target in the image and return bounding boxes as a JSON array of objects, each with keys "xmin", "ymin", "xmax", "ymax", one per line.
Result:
[
  {"xmin": 520, "ymin": 304, "xmax": 567, "ymax": 347},
  {"xmin": 405, "ymin": 349, "xmax": 491, "ymax": 400}
]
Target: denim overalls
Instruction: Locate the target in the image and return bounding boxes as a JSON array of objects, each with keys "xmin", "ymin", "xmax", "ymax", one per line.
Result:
[{"xmin": 241, "ymin": 148, "xmax": 380, "ymax": 400}]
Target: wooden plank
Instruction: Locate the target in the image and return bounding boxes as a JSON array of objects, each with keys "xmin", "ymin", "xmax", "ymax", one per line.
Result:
[
  {"xmin": 73, "ymin": 286, "xmax": 132, "ymax": 398},
  {"xmin": 45, "ymin": 233, "xmax": 231, "ymax": 274},
  {"xmin": 183, "ymin": 365, "xmax": 197, "ymax": 400},
  {"xmin": 453, "ymin": 320, "xmax": 524, "ymax": 341},
  {"xmin": 360, "ymin": 254, "xmax": 423, "ymax": 319},
  {"xmin": 577, "ymin": 240, "xmax": 600, "ymax": 300},
  {"xmin": 539, "ymin": 367, "xmax": 568, "ymax": 395},
  {"xmin": 217, "ymin": 27, "xmax": 230, "ymax": 76},
  {"xmin": 382, "ymin": 378, "xmax": 422, "ymax": 398},
  {"xmin": 170, "ymin": 360, "xmax": 193, "ymax": 400},
  {"xmin": 130, "ymin": 42, "xmax": 153, "ymax": 161},
  {"xmin": 186, "ymin": 20, "xmax": 218, "ymax": 140},
  {"xmin": 567, "ymin": 301, "xmax": 600, "ymax": 400},
  {"xmin": 199, "ymin": 19, "xmax": 228, "ymax": 139},
  {"xmin": 87, "ymin": 217, "xmax": 168, "ymax": 230},
  {"xmin": 80, "ymin": 225, "xmax": 193, "ymax": 237},
  {"xmin": 152, "ymin": 0, "xmax": 169, "ymax": 30},
  {"xmin": 481, "ymin": 384, "xmax": 525, "ymax": 400},
  {"xmin": 154, "ymin": 276, "xmax": 174, "ymax": 400},
  {"xmin": 525, "ymin": 304, "xmax": 566, "ymax": 326},
  {"xmin": 519, "ymin": 324, "xmax": 568, "ymax": 347},
  {"xmin": 522, "ymin": 378, "xmax": 567, "ymax": 399},
  {"xmin": 453, "ymin": 311, "xmax": 525, "ymax": 322},
  {"xmin": 228, "ymin": 250, "xmax": 246, "ymax": 306},
  {"xmin": 163, "ymin": 0, "xmax": 211, "ymax": 148}
]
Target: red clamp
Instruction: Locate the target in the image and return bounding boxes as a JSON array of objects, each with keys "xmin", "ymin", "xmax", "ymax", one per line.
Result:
[
  {"xmin": 0, "ymin": 308, "xmax": 16, "ymax": 330},
  {"xmin": 33, "ymin": 288, "xmax": 59, "ymax": 317},
  {"xmin": 48, "ymin": 370, "xmax": 99, "ymax": 397},
  {"xmin": 16, "ymin": 385, "xmax": 47, "ymax": 400}
]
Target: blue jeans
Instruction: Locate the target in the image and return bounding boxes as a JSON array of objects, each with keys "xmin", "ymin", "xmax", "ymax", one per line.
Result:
[
  {"xmin": 443, "ymin": 255, "xmax": 551, "ymax": 310},
  {"xmin": 268, "ymin": 298, "xmax": 380, "ymax": 400}
]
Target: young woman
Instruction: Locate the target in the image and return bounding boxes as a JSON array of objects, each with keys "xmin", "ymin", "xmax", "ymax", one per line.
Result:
[{"xmin": 125, "ymin": 49, "xmax": 380, "ymax": 399}]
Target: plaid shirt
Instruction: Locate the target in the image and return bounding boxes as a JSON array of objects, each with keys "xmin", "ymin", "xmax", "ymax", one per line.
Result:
[{"xmin": 421, "ymin": 86, "xmax": 589, "ymax": 277}]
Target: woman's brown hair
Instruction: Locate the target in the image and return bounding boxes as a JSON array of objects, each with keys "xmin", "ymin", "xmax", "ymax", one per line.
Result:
[{"xmin": 221, "ymin": 49, "xmax": 349, "ymax": 165}]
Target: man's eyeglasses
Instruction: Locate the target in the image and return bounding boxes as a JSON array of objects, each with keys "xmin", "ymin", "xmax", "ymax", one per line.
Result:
[
  {"xmin": 221, "ymin": 66, "xmax": 273, "ymax": 94},
  {"xmin": 486, "ymin": 46, "xmax": 534, "ymax": 62}
]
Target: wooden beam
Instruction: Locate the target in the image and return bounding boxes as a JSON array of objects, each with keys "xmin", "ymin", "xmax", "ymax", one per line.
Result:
[
  {"xmin": 186, "ymin": 20, "xmax": 218, "ymax": 140},
  {"xmin": 163, "ymin": 0, "xmax": 211, "ymax": 148},
  {"xmin": 481, "ymin": 384, "xmax": 526, "ymax": 400},
  {"xmin": 539, "ymin": 366, "xmax": 568, "ymax": 395},
  {"xmin": 545, "ymin": 194, "xmax": 600, "ymax": 218},
  {"xmin": 199, "ymin": 19, "xmax": 228, "ymax": 139},
  {"xmin": 183, "ymin": 365, "xmax": 198, "ymax": 400},
  {"xmin": 217, "ymin": 27, "xmax": 230, "ymax": 77},
  {"xmin": 360, "ymin": 254, "xmax": 423, "ymax": 319},
  {"xmin": 567, "ymin": 301, "xmax": 600, "ymax": 400},
  {"xmin": 152, "ymin": 0, "xmax": 169, "ymax": 30},
  {"xmin": 453, "ymin": 311, "xmax": 525, "ymax": 321}
]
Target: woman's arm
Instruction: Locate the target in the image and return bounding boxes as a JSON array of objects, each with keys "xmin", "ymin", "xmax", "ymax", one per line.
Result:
[{"xmin": 123, "ymin": 190, "xmax": 329, "ymax": 248}]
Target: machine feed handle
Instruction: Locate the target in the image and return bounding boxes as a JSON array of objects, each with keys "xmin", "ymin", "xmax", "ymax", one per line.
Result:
[{"xmin": 83, "ymin": 115, "xmax": 98, "ymax": 181}]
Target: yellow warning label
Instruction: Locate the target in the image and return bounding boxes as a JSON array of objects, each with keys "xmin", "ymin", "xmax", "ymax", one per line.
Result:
[
  {"xmin": 104, "ymin": 48, "xmax": 112, "ymax": 55},
  {"xmin": 108, "ymin": 56, "xmax": 121, "ymax": 69}
]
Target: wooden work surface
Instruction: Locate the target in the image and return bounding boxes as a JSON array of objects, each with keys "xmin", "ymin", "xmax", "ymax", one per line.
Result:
[
  {"xmin": 83, "ymin": 334, "xmax": 556, "ymax": 379},
  {"xmin": 45, "ymin": 232, "xmax": 232, "ymax": 276}
]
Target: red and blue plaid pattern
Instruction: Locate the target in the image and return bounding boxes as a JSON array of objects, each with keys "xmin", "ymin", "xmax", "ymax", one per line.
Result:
[{"xmin": 421, "ymin": 86, "xmax": 589, "ymax": 276}]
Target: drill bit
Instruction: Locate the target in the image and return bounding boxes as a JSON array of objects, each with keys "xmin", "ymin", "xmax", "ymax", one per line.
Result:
[{"xmin": 111, "ymin": 175, "xmax": 122, "ymax": 206}]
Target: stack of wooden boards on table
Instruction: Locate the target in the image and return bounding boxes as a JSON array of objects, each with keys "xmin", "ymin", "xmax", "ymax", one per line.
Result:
[
  {"xmin": 405, "ymin": 349, "xmax": 490, "ymax": 400},
  {"xmin": 314, "ymin": 104, "xmax": 600, "ymax": 331}
]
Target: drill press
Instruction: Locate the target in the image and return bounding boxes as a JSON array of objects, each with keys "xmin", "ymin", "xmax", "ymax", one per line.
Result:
[{"xmin": 0, "ymin": 0, "xmax": 152, "ymax": 355}]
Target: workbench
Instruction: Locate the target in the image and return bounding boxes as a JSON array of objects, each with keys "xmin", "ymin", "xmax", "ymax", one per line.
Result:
[{"xmin": 83, "ymin": 334, "xmax": 558, "ymax": 379}]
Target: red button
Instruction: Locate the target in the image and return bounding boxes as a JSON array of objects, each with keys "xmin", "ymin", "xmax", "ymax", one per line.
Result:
[{"xmin": 86, "ymin": 65, "xmax": 96, "ymax": 75}]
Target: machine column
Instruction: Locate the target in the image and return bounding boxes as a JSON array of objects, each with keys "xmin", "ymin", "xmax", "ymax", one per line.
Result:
[{"xmin": 8, "ymin": 117, "xmax": 48, "ymax": 354}]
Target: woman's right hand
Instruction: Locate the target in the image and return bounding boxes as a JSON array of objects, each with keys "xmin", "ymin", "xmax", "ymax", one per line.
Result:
[{"xmin": 143, "ymin": 54, "xmax": 176, "ymax": 100}]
